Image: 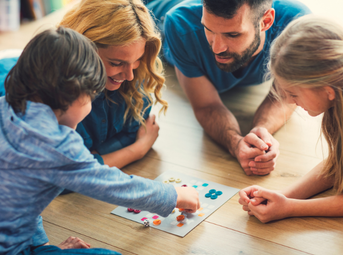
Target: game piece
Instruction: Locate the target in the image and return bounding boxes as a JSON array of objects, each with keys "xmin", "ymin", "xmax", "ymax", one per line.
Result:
[
  {"xmin": 210, "ymin": 194, "xmax": 218, "ymax": 200},
  {"xmin": 153, "ymin": 219, "xmax": 161, "ymax": 225},
  {"xmin": 143, "ymin": 219, "xmax": 150, "ymax": 227},
  {"xmin": 111, "ymin": 171, "xmax": 239, "ymax": 237},
  {"xmin": 216, "ymin": 191, "xmax": 223, "ymax": 196},
  {"xmin": 163, "ymin": 180, "xmax": 169, "ymax": 184},
  {"xmin": 127, "ymin": 208, "xmax": 134, "ymax": 212},
  {"xmin": 181, "ymin": 184, "xmax": 187, "ymax": 187},
  {"xmin": 168, "ymin": 177, "xmax": 175, "ymax": 182},
  {"xmin": 177, "ymin": 215, "xmax": 185, "ymax": 221},
  {"xmin": 133, "ymin": 209, "xmax": 141, "ymax": 214},
  {"xmin": 209, "ymin": 189, "xmax": 216, "ymax": 194},
  {"xmin": 175, "ymin": 178, "xmax": 182, "ymax": 183}
]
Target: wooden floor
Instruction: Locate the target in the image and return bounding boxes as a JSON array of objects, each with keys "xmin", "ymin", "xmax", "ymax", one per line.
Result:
[{"xmin": 1, "ymin": 2, "xmax": 343, "ymax": 255}]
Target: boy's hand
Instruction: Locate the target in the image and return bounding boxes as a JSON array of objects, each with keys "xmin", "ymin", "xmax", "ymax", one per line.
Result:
[
  {"xmin": 175, "ymin": 187, "xmax": 200, "ymax": 213},
  {"xmin": 58, "ymin": 236, "xmax": 91, "ymax": 249}
]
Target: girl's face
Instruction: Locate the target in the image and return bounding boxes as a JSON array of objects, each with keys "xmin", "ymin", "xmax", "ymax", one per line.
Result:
[
  {"xmin": 97, "ymin": 38, "xmax": 146, "ymax": 91},
  {"xmin": 275, "ymin": 75, "xmax": 335, "ymax": 117}
]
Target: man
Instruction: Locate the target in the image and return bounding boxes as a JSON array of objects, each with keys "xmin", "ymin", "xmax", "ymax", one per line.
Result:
[{"xmin": 146, "ymin": 0, "xmax": 311, "ymax": 175}]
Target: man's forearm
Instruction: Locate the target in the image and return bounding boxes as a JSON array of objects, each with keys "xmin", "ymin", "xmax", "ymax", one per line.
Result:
[
  {"xmin": 253, "ymin": 92, "xmax": 296, "ymax": 134},
  {"xmin": 194, "ymin": 103, "xmax": 242, "ymax": 156}
]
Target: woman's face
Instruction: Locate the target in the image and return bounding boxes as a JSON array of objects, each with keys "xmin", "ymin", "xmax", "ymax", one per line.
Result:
[
  {"xmin": 275, "ymin": 75, "xmax": 335, "ymax": 117},
  {"xmin": 98, "ymin": 38, "xmax": 146, "ymax": 91}
]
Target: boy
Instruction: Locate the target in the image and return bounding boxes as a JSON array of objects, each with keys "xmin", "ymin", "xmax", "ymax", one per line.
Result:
[{"xmin": 0, "ymin": 26, "xmax": 199, "ymax": 255}]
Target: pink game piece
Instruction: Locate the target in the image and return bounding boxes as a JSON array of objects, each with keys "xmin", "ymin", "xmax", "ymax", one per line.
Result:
[
  {"xmin": 133, "ymin": 209, "xmax": 141, "ymax": 214},
  {"xmin": 152, "ymin": 215, "xmax": 159, "ymax": 219},
  {"xmin": 127, "ymin": 208, "xmax": 134, "ymax": 212},
  {"xmin": 181, "ymin": 184, "xmax": 187, "ymax": 187},
  {"xmin": 141, "ymin": 217, "xmax": 148, "ymax": 221}
]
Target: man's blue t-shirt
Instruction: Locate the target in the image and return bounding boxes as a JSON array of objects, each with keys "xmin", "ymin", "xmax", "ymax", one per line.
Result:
[{"xmin": 162, "ymin": 0, "xmax": 311, "ymax": 93}]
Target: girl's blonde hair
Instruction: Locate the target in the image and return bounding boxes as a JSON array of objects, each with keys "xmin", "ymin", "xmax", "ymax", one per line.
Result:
[
  {"xmin": 268, "ymin": 15, "xmax": 343, "ymax": 193},
  {"xmin": 59, "ymin": 0, "xmax": 167, "ymax": 125}
]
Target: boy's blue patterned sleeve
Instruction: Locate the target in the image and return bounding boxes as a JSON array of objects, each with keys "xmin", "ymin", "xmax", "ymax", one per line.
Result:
[
  {"xmin": 48, "ymin": 161, "xmax": 177, "ymax": 217},
  {"xmin": 31, "ymin": 216, "xmax": 49, "ymax": 247}
]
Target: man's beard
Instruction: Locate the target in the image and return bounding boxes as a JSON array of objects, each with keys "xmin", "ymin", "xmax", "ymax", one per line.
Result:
[{"xmin": 211, "ymin": 28, "xmax": 261, "ymax": 73}]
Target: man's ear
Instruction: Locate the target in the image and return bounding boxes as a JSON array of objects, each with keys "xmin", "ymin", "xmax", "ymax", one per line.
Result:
[{"xmin": 260, "ymin": 8, "xmax": 275, "ymax": 32}]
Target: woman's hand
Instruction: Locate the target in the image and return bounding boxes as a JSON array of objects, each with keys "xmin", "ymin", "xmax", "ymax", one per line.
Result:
[{"xmin": 135, "ymin": 114, "xmax": 159, "ymax": 158}]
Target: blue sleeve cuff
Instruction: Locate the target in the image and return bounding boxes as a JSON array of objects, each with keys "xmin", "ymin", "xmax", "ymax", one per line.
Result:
[
  {"xmin": 31, "ymin": 216, "xmax": 49, "ymax": 247},
  {"xmin": 93, "ymin": 153, "xmax": 104, "ymax": 165}
]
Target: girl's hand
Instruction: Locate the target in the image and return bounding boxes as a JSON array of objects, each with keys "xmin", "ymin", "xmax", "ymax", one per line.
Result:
[
  {"xmin": 135, "ymin": 115, "xmax": 159, "ymax": 158},
  {"xmin": 247, "ymin": 188, "xmax": 291, "ymax": 223},
  {"xmin": 175, "ymin": 187, "xmax": 200, "ymax": 213},
  {"xmin": 239, "ymin": 185, "xmax": 267, "ymax": 212}
]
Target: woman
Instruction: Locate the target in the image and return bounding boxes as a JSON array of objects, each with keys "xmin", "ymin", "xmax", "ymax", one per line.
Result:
[{"xmin": 60, "ymin": 0, "xmax": 168, "ymax": 168}]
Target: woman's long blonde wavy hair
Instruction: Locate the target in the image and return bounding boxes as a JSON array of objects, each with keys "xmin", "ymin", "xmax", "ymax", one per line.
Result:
[
  {"xmin": 268, "ymin": 15, "xmax": 343, "ymax": 193},
  {"xmin": 60, "ymin": 0, "xmax": 167, "ymax": 125}
]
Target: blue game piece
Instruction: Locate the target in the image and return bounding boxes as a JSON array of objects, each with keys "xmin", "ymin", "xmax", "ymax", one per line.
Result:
[
  {"xmin": 211, "ymin": 194, "xmax": 218, "ymax": 199},
  {"xmin": 202, "ymin": 183, "xmax": 209, "ymax": 187},
  {"xmin": 193, "ymin": 185, "xmax": 198, "ymax": 188},
  {"xmin": 216, "ymin": 191, "xmax": 223, "ymax": 196},
  {"xmin": 205, "ymin": 193, "xmax": 211, "ymax": 198},
  {"xmin": 209, "ymin": 189, "xmax": 216, "ymax": 194}
]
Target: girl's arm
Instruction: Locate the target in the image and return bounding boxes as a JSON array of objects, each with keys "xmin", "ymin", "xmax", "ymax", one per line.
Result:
[
  {"xmin": 100, "ymin": 114, "xmax": 159, "ymax": 168},
  {"xmin": 281, "ymin": 161, "xmax": 334, "ymax": 199},
  {"xmin": 239, "ymin": 161, "xmax": 339, "ymax": 223},
  {"xmin": 247, "ymin": 188, "xmax": 343, "ymax": 223}
]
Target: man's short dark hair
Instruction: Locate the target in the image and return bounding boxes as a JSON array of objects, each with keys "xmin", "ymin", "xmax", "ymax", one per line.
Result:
[
  {"xmin": 5, "ymin": 26, "xmax": 106, "ymax": 114},
  {"xmin": 203, "ymin": 0, "xmax": 273, "ymax": 22}
]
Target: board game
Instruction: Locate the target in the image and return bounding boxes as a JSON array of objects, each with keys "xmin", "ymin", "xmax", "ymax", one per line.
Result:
[{"xmin": 111, "ymin": 171, "xmax": 239, "ymax": 237}]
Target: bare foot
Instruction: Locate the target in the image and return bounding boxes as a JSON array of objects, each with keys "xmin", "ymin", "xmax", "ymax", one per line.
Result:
[{"xmin": 58, "ymin": 236, "xmax": 91, "ymax": 249}]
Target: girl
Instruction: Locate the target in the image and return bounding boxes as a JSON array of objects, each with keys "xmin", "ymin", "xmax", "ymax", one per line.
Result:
[
  {"xmin": 239, "ymin": 15, "xmax": 343, "ymax": 223},
  {"xmin": 59, "ymin": 0, "xmax": 168, "ymax": 168}
]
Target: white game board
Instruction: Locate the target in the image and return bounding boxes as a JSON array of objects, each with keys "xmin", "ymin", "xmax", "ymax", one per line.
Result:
[{"xmin": 111, "ymin": 171, "xmax": 239, "ymax": 237}]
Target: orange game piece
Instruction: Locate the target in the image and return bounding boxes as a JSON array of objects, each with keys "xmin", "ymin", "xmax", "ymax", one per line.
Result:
[
  {"xmin": 198, "ymin": 213, "xmax": 205, "ymax": 217},
  {"xmin": 178, "ymin": 208, "xmax": 185, "ymax": 212},
  {"xmin": 153, "ymin": 219, "xmax": 161, "ymax": 225},
  {"xmin": 176, "ymin": 215, "xmax": 185, "ymax": 221},
  {"xmin": 177, "ymin": 223, "xmax": 184, "ymax": 227}
]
